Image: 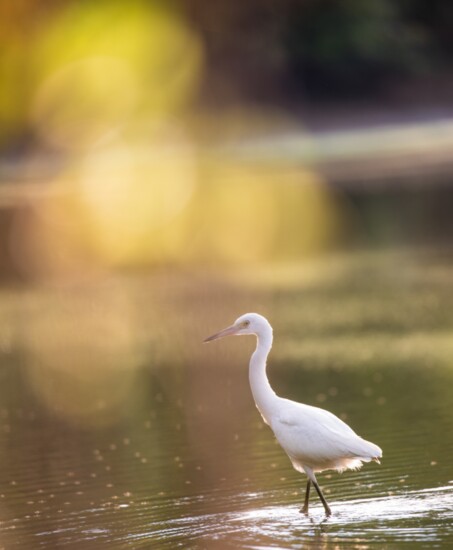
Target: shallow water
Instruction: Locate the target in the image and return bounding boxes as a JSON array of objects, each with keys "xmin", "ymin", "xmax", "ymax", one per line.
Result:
[{"xmin": 0, "ymin": 251, "xmax": 453, "ymax": 548}]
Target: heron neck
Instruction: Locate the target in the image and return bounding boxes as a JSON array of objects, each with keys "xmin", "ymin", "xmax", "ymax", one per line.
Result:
[{"xmin": 249, "ymin": 329, "xmax": 277, "ymax": 423}]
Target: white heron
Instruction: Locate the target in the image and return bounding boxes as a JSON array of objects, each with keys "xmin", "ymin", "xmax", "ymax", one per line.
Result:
[{"xmin": 204, "ymin": 313, "xmax": 382, "ymax": 516}]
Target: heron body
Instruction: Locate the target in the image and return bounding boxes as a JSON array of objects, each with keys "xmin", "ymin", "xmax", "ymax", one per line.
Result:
[{"xmin": 204, "ymin": 313, "xmax": 382, "ymax": 516}]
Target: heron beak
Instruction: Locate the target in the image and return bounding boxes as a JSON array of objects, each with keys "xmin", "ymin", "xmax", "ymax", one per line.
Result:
[{"xmin": 203, "ymin": 324, "xmax": 239, "ymax": 343}]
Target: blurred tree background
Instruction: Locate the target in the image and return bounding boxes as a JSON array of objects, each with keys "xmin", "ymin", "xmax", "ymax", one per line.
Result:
[
  {"xmin": 185, "ymin": 0, "xmax": 453, "ymax": 104},
  {"xmin": 0, "ymin": 0, "xmax": 453, "ymax": 280},
  {"xmin": 1, "ymin": 0, "xmax": 453, "ymax": 147}
]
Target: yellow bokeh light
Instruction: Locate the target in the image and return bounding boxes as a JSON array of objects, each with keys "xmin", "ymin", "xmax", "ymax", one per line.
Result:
[
  {"xmin": 272, "ymin": 169, "xmax": 346, "ymax": 258},
  {"xmin": 78, "ymin": 141, "xmax": 196, "ymax": 264},
  {"xmin": 200, "ymin": 164, "xmax": 277, "ymax": 263},
  {"xmin": 28, "ymin": 0, "xmax": 203, "ymax": 150},
  {"xmin": 31, "ymin": 56, "xmax": 139, "ymax": 150},
  {"xmin": 10, "ymin": 124, "xmax": 197, "ymax": 276},
  {"xmin": 9, "ymin": 153, "xmax": 348, "ymax": 278},
  {"xmin": 195, "ymin": 161, "xmax": 346, "ymax": 264}
]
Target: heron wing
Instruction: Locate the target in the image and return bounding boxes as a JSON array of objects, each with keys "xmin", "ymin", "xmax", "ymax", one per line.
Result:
[{"xmin": 272, "ymin": 399, "xmax": 380, "ymax": 464}]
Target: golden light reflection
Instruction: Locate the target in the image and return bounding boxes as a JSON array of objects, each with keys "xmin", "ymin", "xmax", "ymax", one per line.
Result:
[
  {"xmin": 272, "ymin": 169, "xmax": 346, "ymax": 258},
  {"xmin": 200, "ymin": 166, "xmax": 277, "ymax": 263},
  {"xmin": 79, "ymin": 141, "xmax": 196, "ymax": 265},
  {"xmin": 10, "ymin": 123, "xmax": 197, "ymax": 276},
  {"xmin": 196, "ymin": 162, "xmax": 346, "ymax": 265},
  {"xmin": 8, "ymin": 153, "xmax": 348, "ymax": 279},
  {"xmin": 22, "ymin": 288, "xmax": 141, "ymax": 426}
]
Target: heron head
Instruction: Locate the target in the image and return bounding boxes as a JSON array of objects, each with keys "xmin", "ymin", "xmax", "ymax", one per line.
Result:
[{"xmin": 204, "ymin": 313, "xmax": 272, "ymax": 342}]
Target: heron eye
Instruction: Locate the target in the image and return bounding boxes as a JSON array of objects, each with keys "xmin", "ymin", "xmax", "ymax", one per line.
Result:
[{"xmin": 242, "ymin": 320, "xmax": 250, "ymax": 327}]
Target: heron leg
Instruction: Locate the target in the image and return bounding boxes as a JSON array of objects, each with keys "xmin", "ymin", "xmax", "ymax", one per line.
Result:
[
  {"xmin": 312, "ymin": 480, "xmax": 332, "ymax": 517},
  {"xmin": 302, "ymin": 465, "xmax": 332, "ymax": 517},
  {"xmin": 301, "ymin": 480, "xmax": 311, "ymax": 514}
]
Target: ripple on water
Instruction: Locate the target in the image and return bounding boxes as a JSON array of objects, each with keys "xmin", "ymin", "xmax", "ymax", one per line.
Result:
[{"xmin": 125, "ymin": 485, "xmax": 453, "ymax": 548}]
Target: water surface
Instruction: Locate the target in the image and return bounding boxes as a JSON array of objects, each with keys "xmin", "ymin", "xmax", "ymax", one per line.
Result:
[{"xmin": 0, "ymin": 250, "xmax": 452, "ymax": 548}]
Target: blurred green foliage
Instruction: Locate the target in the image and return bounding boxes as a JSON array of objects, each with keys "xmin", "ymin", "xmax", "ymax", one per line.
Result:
[
  {"xmin": 183, "ymin": 0, "xmax": 453, "ymax": 101},
  {"xmin": 283, "ymin": 0, "xmax": 428, "ymax": 96}
]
